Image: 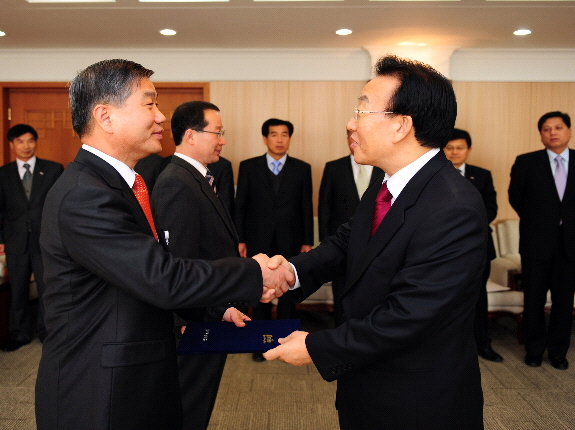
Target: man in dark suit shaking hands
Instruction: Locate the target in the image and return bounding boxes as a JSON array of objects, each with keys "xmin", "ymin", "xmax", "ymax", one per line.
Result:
[
  {"xmin": 265, "ymin": 55, "xmax": 486, "ymax": 429},
  {"xmin": 235, "ymin": 118, "xmax": 313, "ymax": 360},
  {"xmin": 444, "ymin": 128, "xmax": 503, "ymax": 363},
  {"xmin": 0, "ymin": 124, "xmax": 63, "ymax": 351},
  {"xmin": 509, "ymin": 111, "xmax": 574, "ymax": 370},
  {"xmin": 151, "ymin": 101, "xmax": 240, "ymax": 430},
  {"xmin": 35, "ymin": 59, "xmax": 293, "ymax": 430}
]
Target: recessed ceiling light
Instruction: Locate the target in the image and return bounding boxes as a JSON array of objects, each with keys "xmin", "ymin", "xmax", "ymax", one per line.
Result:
[
  {"xmin": 514, "ymin": 29, "xmax": 531, "ymax": 36},
  {"xmin": 397, "ymin": 42, "xmax": 427, "ymax": 47},
  {"xmin": 335, "ymin": 29, "xmax": 352, "ymax": 36},
  {"xmin": 160, "ymin": 29, "xmax": 177, "ymax": 36},
  {"xmin": 0, "ymin": 31, "xmax": 6, "ymax": 37}
]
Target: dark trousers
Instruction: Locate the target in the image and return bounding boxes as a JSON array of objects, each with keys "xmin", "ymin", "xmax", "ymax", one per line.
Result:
[
  {"xmin": 474, "ymin": 261, "xmax": 492, "ymax": 350},
  {"xmin": 6, "ymin": 248, "xmax": 46, "ymax": 343},
  {"xmin": 177, "ymin": 353, "xmax": 227, "ymax": 430},
  {"xmin": 522, "ymin": 236, "xmax": 575, "ymax": 359}
]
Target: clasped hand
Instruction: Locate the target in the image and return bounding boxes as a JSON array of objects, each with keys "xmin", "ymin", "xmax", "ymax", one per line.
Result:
[{"xmin": 252, "ymin": 254, "xmax": 295, "ymax": 303}]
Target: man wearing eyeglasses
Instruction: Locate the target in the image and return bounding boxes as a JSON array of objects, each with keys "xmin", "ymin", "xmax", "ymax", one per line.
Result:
[
  {"xmin": 151, "ymin": 101, "xmax": 240, "ymax": 430},
  {"xmin": 235, "ymin": 118, "xmax": 314, "ymax": 361},
  {"xmin": 264, "ymin": 55, "xmax": 485, "ymax": 429}
]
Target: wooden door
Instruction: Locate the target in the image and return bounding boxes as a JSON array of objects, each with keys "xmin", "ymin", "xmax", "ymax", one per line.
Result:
[{"xmin": 2, "ymin": 82, "xmax": 208, "ymax": 167}]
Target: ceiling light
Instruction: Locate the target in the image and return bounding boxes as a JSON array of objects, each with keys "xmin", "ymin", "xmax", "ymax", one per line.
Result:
[
  {"xmin": 160, "ymin": 29, "xmax": 177, "ymax": 36},
  {"xmin": 0, "ymin": 31, "xmax": 6, "ymax": 37},
  {"xmin": 514, "ymin": 29, "xmax": 531, "ymax": 36},
  {"xmin": 397, "ymin": 42, "xmax": 427, "ymax": 47},
  {"xmin": 336, "ymin": 29, "xmax": 352, "ymax": 36}
]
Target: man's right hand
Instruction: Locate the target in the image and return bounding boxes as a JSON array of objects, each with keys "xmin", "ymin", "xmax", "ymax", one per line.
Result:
[
  {"xmin": 0, "ymin": 244, "xmax": 5, "ymax": 256},
  {"xmin": 252, "ymin": 253, "xmax": 295, "ymax": 302}
]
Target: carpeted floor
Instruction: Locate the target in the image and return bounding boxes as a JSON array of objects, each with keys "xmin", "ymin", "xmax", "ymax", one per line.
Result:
[{"xmin": 1, "ymin": 310, "xmax": 575, "ymax": 430}]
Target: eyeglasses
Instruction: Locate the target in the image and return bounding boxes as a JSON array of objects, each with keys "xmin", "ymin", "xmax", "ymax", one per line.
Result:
[
  {"xmin": 353, "ymin": 108, "xmax": 396, "ymax": 121},
  {"xmin": 193, "ymin": 129, "xmax": 226, "ymax": 138}
]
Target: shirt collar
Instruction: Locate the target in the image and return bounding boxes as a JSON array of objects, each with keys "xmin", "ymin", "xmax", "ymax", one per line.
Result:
[
  {"xmin": 266, "ymin": 153, "xmax": 288, "ymax": 171},
  {"xmin": 173, "ymin": 152, "xmax": 208, "ymax": 176},
  {"xmin": 82, "ymin": 144, "xmax": 137, "ymax": 188},
  {"xmin": 16, "ymin": 156, "xmax": 37, "ymax": 171},
  {"xmin": 383, "ymin": 147, "xmax": 440, "ymax": 203},
  {"xmin": 547, "ymin": 147, "xmax": 569, "ymax": 163},
  {"xmin": 458, "ymin": 163, "xmax": 467, "ymax": 176}
]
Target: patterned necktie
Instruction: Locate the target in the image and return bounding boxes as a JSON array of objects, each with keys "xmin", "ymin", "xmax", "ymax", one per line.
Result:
[
  {"xmin": 272, "ymin": 160, "xmax": 282, "ymax": 175},
  {"xmin": 205, "ymin": 169, "xmax": 217, "ymax": 193},
  {"xmin": 133, "ymin": 174, "xmax": 158, "ymax": 241},
  {"xmin": 555, "ymin": 155, "xmax": 567, "ymax": 201},
  {"xmin": 356, "ymin": 165, "xmax": 368, "ymax": 198},
  {"xmin": 370, "ymin": 182, "xmax": 392, "ymax": 237},
  {"xmin": 22, "ymin": 163, "xmax": 32, "ymax": 200}
]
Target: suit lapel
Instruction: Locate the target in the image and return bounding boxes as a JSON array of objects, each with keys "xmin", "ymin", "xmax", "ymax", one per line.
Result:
[
  {"xmin": 536, "ymin": 149, "xmax": 560, "ymax": 198},
  {"xmin": 173, "ymin": 157, "xmax": 239, "ymax": 243},
  {"xmin": 562, "ymin": 148, "xmax": 575, "ymax": 204},
  {"xmin": 29, "ymin": 158, "xmax": 46, "ymax": 203},
  {"xmin": 343, "ymin": 151, "xmax": 447, "ymax": 296},
  {"xmin": 75, "ymin": 149, "xmax": 159, "ymax": 239},
  {"xmin": 9, "ymin": 162, "xmax": 28, "ymax": 201}
]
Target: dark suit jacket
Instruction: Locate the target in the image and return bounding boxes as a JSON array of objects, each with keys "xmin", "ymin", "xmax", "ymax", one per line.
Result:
[
  {"xmin": 207, "ymin": 156, "xmax": 235, "ymax": 216},
  {"xmin": 152, "ymin": 155, "xmax": 239, "ymax": 321},
  {"xmin": 509, "ymin": 148, "xmax": 575, "ymax": 261},
  {"xmin": 36, "ymin": 148, "xmax": 262, "ymax": 430},
  {"xmin": 235, "ymin": 154, "xmax": 313, "ymax": 257},
  {"xmin": 318, "ymin": 155, "xmax": 383, "ymax": 241},
  {"xmin": 0, "ymin": 158, "xmax": 63, "ymax": 255},
  {"xmin": 290, "ymin": 151, "xmax": 485, "ymax": 429},
  {"xmin": 465, "ymin": 164, "xmax": 497, "ymax": 260}
]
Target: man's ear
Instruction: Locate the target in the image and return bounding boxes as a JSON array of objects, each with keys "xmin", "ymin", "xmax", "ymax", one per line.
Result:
[
  {"xmin": 393, "ymin": 115, "xmax": 413, "ymax": 142},
  {"xmin": 184, "ymin": 129, "xmax": 195, "ymax": 145},
  {"xmin": 92, "ymin": 104, "xmax": 113, "ymax": 134}
]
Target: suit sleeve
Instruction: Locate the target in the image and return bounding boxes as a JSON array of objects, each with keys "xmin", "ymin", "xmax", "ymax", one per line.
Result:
[
  {"xmin": 294, "ymin": 203, "xmax": 486, "ymax": 382},
  {"xmin": 318, "ymin": 163, "xmax": 333, "ymax": 242},
  {"xmin": 508, "ymin": 156, "xmax": 526, "ymax": 217},
  {"xmin": 234, "ymin": 162, "xmax": 249, "ymax": 243},
  {"xmin": 301, "ymin": 163, "xmax": 314, "ymax": 246},
  {"xmin": 57, "ymin": 184, "xmax": 262, "ymax": 310}
]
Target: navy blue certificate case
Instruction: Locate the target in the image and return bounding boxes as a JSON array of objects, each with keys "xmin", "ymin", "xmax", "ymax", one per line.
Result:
[{"xmin": 176, "ymin": 319, "xmax": 301, "ymax": 354}]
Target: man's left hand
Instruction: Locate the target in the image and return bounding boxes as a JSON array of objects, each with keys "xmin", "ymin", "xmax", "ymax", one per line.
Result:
[
  {"xmin": 263, "ymin": 331, "xmax": 312, "ymax": 366},
  {"xmin": 222, "ymin": 307, "xmax": 251, "ymax": 327}
]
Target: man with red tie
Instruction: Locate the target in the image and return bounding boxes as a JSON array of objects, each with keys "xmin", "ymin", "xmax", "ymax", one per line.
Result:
[{"xmin": 265, "ymin": 55, "xmax": 486, "ymax": 430}]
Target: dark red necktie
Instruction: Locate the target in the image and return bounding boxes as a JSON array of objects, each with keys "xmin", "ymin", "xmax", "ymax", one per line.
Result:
[
  {"xmin": 370, "ymin": 182, "xmax": 392, "ymax": 237},
  {"xmin": 133, "ymin": 174, "xmax": 159, "ymax": 241}
]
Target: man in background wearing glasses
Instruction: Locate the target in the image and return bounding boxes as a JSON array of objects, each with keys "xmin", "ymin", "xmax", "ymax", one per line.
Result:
[
  {"xmin": 151, "ymin": 101, "xmax": 241, "ymax": 430},
  {"xmin": 265, "ymin": 55, "xmax": 486, "ymax": 429}
]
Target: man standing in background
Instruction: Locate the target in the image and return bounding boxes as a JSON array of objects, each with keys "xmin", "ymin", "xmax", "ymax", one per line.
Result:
[
  {"xmin": 0, "ymin": 124, "xmax": 63, "ymax": 351},
  {"xmin": 235, "ymin": 118, "xmax": 313, "ymax": 361},
  {"xmin": 318, "ymin": 128, "xmax": 383, "ymax": 324},
  {"xmin": 444, "ymin": 127, "xmax": 503, "ymax": 363},
  {"xmin": 509, "ymin": 111, "xmax": 575, "ymax": 370},
  {"xmin": 151, "ymin": 101, "xmax": 240, "ymax": 429}
]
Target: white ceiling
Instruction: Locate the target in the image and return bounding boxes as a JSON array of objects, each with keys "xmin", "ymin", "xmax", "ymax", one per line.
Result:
[{"xmin": 0, "ymin": 0, "xmax": 574, "ymax": 51}]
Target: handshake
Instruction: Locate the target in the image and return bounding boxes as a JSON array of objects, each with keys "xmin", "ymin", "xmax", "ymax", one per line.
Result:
[{"xmin": 252, "ymin": 254, "xmax": 295, "ymax": 303}]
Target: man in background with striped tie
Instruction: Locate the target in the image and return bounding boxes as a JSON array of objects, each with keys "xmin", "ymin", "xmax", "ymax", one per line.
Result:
[{"xmin": 151, "ymin": 101, "xmax": 241, "ymax": 429}]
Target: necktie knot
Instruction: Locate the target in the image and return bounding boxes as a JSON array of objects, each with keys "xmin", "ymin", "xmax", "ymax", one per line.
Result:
[
  {"xmin": 205, "ymin": 169, "xmax": 217, "ymax": 193},
  {"xmin": 371, "ymin": 182, "xmax": 392, "ymax": 237},
  {"xmin": 24, "ymin": 163, "xmax": 31, "ymax": 171},
  {"xmin": 133, "ymin": 174, "xmax": 158, "ymax": 241},
  {"xmin": 272, "ymin": 160, "xmax": 282, "ymax": 175}
]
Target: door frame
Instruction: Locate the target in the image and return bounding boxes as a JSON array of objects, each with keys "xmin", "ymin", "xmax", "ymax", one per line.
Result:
[{"xmin": 0, "ymin": 82, "xmax": 209, "ymax": 166}]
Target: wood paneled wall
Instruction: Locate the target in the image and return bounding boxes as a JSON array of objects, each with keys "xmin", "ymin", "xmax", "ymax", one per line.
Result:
[{"xmin": 212, "ymin": 80, "xmax": 575, "ymax": 221}]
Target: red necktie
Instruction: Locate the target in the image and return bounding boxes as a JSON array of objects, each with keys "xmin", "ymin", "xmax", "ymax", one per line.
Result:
[
  {"xmin": 370, "ymin": 182, "xmax": 392, "ymax": 237},
  {"xmin": 133, "ymin": 174, "xmax": 159, "ymax": 241}
]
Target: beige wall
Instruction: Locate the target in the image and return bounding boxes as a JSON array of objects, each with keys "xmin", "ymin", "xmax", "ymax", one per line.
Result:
[{"xmin": 213, "ymin": 81, "xmax": 575, "ymax": 220}]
